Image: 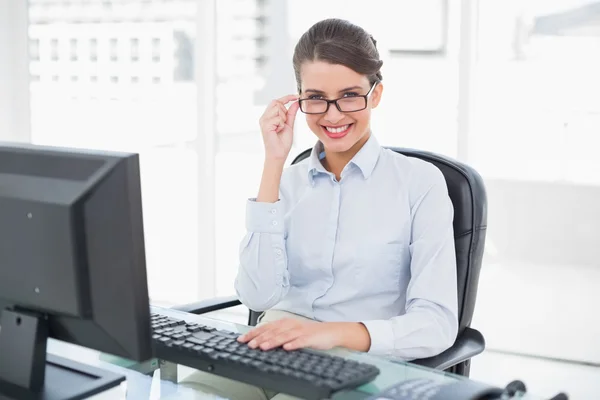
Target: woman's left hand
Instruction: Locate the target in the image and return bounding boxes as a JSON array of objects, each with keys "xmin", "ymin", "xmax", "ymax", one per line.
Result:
[{"xmin": 237, "ymin": 318, "xmax": 371, "ymax": 352}]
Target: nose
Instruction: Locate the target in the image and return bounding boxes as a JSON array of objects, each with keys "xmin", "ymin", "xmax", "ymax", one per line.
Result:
[{"xmin": 324, "ymin": 103, "xmax": 345, "ymax": 124}]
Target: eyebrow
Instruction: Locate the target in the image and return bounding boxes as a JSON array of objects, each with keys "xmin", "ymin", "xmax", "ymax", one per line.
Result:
[{"xmin": 304, "ymin": 86, "xmax": 363, "ymax": 94}]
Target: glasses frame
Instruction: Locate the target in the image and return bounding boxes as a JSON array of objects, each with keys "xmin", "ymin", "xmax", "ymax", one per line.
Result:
[{"xmin": 298, "ymin": 81, "xmax": 379, "ymax": 115}]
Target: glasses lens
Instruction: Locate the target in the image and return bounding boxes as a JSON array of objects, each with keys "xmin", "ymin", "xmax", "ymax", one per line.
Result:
[
  {"xmin": 337, "ymin": 97, "xmax": 367, "ymax": 112},
  {"xmin": 300, "ymin": 99, "xmax": 328, "ymax": 114}
]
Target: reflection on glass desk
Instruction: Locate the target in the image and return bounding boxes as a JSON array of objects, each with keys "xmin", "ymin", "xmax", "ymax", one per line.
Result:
[{"xmin": 47, "ymin": 307, "xmax": 540, "ymax": 400}]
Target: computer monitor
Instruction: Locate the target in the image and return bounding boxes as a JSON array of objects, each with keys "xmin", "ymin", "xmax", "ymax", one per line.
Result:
[{"xmin": 0, "ymin": 142, "xmax": 153, "ymax": 400}]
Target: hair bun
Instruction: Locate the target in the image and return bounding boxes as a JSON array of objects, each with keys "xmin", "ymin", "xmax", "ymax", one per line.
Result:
[{"xmin": 370, "ymin": 35, "xmax": 377, "ymax": 47}]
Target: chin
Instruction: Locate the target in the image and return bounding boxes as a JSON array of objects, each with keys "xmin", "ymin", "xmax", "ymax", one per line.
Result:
[{"xmin": 320, "ymin": 136, "xmax": 357, "ymax": 153}]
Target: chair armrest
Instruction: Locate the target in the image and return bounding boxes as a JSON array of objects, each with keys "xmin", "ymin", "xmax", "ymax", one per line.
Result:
[
  {"xmin": 170, "ymin": 295, "xmax": 242, "ymax": 315},
  {"xmin": 410, "ymin": 327, "xmax": 485, "ymax": 371}
]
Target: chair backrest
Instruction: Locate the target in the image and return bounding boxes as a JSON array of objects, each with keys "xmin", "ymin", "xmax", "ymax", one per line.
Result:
[{"xmin": 291, "ymin": 147, "xmax": 488, "ymax": 333}]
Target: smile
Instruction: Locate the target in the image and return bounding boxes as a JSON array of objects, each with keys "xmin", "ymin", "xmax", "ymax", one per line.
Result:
[{"xmin": 321, "ymin": 124, "xmax": 353, "ymax": 139}]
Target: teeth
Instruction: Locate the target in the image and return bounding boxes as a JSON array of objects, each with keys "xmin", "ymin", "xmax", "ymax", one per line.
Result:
[{"xmin": 325, "ymin": 124, "xmax": 349, "ymax": 134}]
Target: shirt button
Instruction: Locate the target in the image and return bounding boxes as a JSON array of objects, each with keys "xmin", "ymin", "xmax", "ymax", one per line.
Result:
[
  {"xmin": 270, "ymin": 209, "xmax": 277, "ymax": 214},
  {"xmin": 275, "ymin": 249, "xmax": 282, "ymax": 256},
  {"xmin": 272, "ymin": 220, "xmax": 278, "ymax": 226}
]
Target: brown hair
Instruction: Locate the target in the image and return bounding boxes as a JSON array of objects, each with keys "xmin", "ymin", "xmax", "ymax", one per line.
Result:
[{"xmin": 292, "ymin": 18, "xmax": 383, "ymax": 92}]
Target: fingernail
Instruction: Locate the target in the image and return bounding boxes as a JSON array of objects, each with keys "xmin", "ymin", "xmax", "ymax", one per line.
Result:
[
  {"xmin": 249, "ymin": 340, "xmax": 257, "ymax": 348},
  {"xmin": 261, "ymin": 342, "xmax": 270, "ymax": 350}
]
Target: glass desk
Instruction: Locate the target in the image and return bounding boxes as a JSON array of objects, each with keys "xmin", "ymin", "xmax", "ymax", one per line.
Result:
[{"xmin": 47, "ymin": 307, "xmax": 540, "ymax": 400}]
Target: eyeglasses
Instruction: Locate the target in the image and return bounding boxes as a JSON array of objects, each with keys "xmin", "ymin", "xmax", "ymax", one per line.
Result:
[{"xmin": 298, "ymin": 81, "xmax": 379, "ymax": 115}]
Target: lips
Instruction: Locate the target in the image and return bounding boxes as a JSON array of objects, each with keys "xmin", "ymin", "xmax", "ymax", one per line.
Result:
[{"xmin": 321, "ymin": 123, "xmax": 353, "ymax": 139}]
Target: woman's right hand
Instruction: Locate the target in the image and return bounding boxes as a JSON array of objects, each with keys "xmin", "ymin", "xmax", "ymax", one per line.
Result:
[{"xmin": 259, "ymin": 94, "xmax": 300, "ymax": 162}]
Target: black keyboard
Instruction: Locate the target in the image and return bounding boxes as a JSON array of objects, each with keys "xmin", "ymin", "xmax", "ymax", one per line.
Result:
[{"xmin": 150, "ymin": 311, "xmax": 380, "ymax": 400}]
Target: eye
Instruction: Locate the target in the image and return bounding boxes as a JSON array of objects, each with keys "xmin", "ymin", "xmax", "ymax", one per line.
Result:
[
  {"xmin": 342, "ymin": 92, "xmax": 359, "ymax": 98},
  {"xmin": 307, "ymin": 95, "xmax": 324, "ymax": 100}
]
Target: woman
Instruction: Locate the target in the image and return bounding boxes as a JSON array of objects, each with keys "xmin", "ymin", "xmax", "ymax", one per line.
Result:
[
  {"xmin": 183, "ymin": 18, "xmax": 458, "ymax": 400},
  {"xmin": 236, "ymin": 17, "xmax": 458, "ymax": 359}
]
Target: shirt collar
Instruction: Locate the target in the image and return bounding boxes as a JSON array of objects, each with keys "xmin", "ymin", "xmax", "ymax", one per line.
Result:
[{"xmin": 307, "ymin": 134, "xmax": 381, "ymax": 185}]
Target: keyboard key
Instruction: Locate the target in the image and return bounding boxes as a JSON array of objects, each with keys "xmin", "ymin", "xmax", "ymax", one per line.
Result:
[
  {"xmin": 158, "ymin": 337, "xmax": 172, "ymax": 345},
  {"xmin": 186, "ymin": 337, "xmax": 206, "ymax": 346}
]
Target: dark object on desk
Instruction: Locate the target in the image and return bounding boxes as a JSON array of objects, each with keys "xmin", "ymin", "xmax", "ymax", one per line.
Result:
[
  {"xmin": 173, "ymin": 146, "xmax": 488, "ymax": 378},
  {"xmin": 366, "ymin": 378, "xmax": 503, "ymax": 400},
  {"xmin": 151, "ymin": 310, "xmax": 380, "ymax": 400},
  {"xmin": 504, "ymin": 379, "xmax": 527, "ymax": 396},
  {"xmin": 0, "ymin": 142, "xmax": 152, "ymax": 399},
  {"xmin": 367, "ymin": 377, "xmax": 569, "ymax": 400}
]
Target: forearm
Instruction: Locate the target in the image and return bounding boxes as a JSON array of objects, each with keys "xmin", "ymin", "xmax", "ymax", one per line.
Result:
[
  {"xmin": 257, "ymin": 159, "xmax": 285, "ymax": 203},
  {"xmin": 331, "ymin": 322, "xmax": 371, "ymax": 352}
]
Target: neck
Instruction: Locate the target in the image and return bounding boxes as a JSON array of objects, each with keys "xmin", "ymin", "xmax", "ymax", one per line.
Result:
[{"xmin": 322, "ymin": 132, "xmax": 370, "ymax": 180}]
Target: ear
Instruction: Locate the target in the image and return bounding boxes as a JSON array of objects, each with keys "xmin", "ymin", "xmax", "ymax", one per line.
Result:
[{"xmin": 370, "ymin": 82, "xmax": 384, "ymax": 109}]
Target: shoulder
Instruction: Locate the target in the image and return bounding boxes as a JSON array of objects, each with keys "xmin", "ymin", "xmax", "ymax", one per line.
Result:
[
  {"xmin": 380, "ymin": 148, "xmax": 445, "ymax": 185},
  {"xmin": 379, "ymin": 149, "xmax": 448, "ymax": 205}
]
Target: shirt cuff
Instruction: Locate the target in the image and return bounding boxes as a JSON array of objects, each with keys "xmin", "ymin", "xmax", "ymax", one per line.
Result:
[
  {"xmin": 246, "ymin": 198, "xmax": 284, "ymax": 233},
  {"xmin": 361, "ymin": 319, "xmax": 394, "ymax": 356}
]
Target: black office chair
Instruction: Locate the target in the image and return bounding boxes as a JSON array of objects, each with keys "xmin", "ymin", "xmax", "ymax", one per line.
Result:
[{"xmin": 173, "ymin": 147, "xmax": 488, "ymax": 377}]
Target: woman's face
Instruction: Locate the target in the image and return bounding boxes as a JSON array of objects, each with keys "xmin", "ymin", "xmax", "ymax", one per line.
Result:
[{"xmin": 299, "ymin": 61, "xmax": 383, "ymax": 154}]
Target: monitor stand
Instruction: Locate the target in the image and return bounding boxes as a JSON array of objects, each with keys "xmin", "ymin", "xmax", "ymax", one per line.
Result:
[{"xmin": 0, "ymin": 309, "xmax": 125, "ymax": 400}]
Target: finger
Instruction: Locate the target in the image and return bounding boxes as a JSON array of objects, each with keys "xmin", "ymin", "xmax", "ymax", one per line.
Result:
[
  {"xmin": 248, "ymin": 319, "xmax": 299, "ymax": 348},
  {"xmin": 278, "ymin": 103, "xmax": 288, "ymax": 122},
  {"xmin": 261, "ymin": 100, "xmax": 285, "ymax": 122},
  {"xmin": 273, "ymin": 117, "xmax": 286, "ymax": 133},
  {"xmin": 283, "ymin": 336, "xmax": 309, "ymax": 351},
  {"xmin": 250, "ymin": 323, "xmax": 298, "ymax": 349},
  {"xmin": 239, "ymin": 319, "xmax": 293, "ymax": 343},
  {"xmin": 277, "ymin": 94, "xmax": 300, "ymax": 105},
  {"xmin": 260, "ymin": 116, "xmax": 284, "ymax": 135},
  {"xmin": 249, "ymin": 326, "xmax": 290, "ymax": 349},
  {"xmin": 260, "ymin": 328, "xmax": 303, "ymax": 351},
  {"xmin": 238, "ymin": 323, "xmax": 272, "ymax": 343},
  {"xmin": 266, "ymin": 103, "xmax": 283, "ymax": 119},
  {"xmin": 286, "ymin": 101, "xmax": 300, "ymax": 128}
]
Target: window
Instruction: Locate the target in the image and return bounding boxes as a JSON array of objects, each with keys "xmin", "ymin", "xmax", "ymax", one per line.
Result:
[
  {"xmin": 110, "ymin": 38, "xmax": 118, "ymax": 61},
  {"xmin": 130, "ymin": 38, "xmax": 139, "ymax": 61},
  {"xmin": 50, "ymin": 39, "xmax": 59, "ymax": 61},
  {"xmin": 28, "ymin": 0, "xmax": 201, "ymax": 306},
  {"xmin": 173, "ymin": 31, "xmax": 194, "ymax": 81},
  {"xmin": 70, "ymin": 39, "xmax": 77, "ymax": 61},
  {"xmin": 152, "ymin": 38, "xmax": 160, "ymax": 62},
  {"xmin": 469, "ymin": 0, "xmax": 600, "ymax": 368},
  {"xmin": 30, "ymin": 38, "xmax": 40, "ymax": 61},
  {"xmin": 89, "ymin": 38, "xmax": 98, "ymax": 61}
]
